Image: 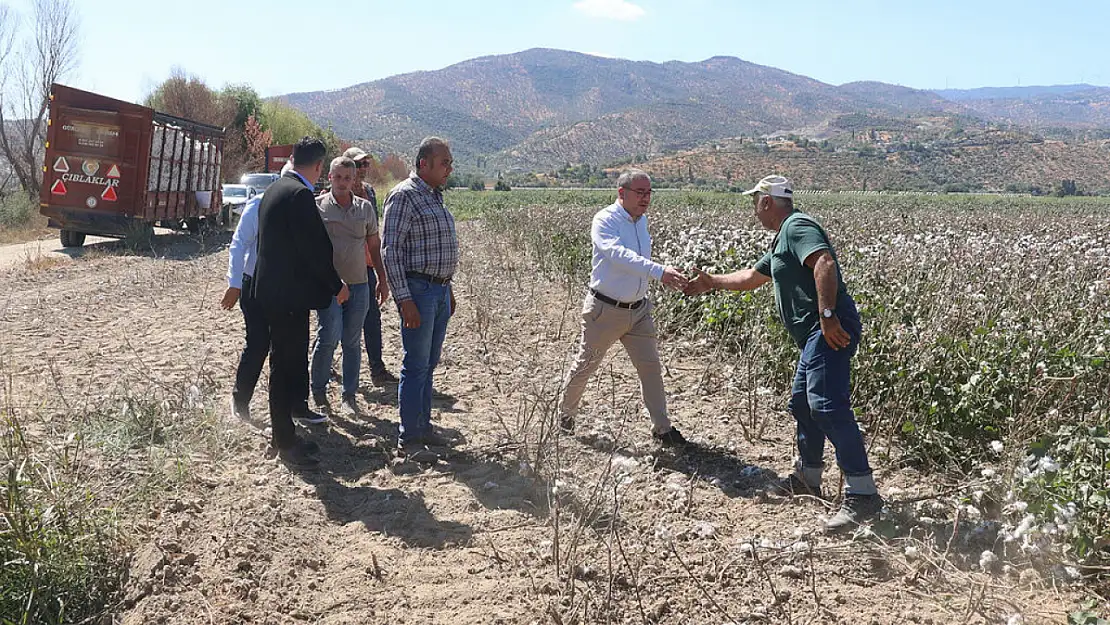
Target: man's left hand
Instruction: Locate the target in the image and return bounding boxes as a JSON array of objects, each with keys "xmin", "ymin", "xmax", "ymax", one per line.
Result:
[
  {"xmin": 375, "ymin": 278, "xmax": 390, "ymax": 306},
  {"xmin": 820, "ymin": 315, "xmax": 851, "ymax": 350},
  {"xmin": 450, "ymin": 288, "xmax": 457, "ymax": 316}
]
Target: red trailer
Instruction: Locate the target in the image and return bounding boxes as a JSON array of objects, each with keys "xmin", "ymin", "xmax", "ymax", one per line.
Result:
[
  {"xmin": 40, "ymin": 83, "xmax": 225, "ymax": 247},
  {"xmin": 264, "ymin": 144, "xmax": 293, "ymax": 173}
]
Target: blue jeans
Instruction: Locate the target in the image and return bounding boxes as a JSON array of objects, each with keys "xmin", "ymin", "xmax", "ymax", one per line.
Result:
[
  {"xmin": 398, "ymin": 277, "xmax": 451, "ymax": 443},
  {"xmin": 310, "ymin": 281, "xmax": 370, "ymax": 397},
  {"xmin": 363, "ymin": 269, "xmax": 386, "ymax": 374},
  {"xmin": 788, "ymin": 301, "xmax": 876, "ymax": 495}
]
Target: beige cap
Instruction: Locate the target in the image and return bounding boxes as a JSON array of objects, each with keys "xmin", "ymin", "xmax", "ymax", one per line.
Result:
[{"xmin": 343, "ymin": 147, "xmax": 371, "ymax": 161}]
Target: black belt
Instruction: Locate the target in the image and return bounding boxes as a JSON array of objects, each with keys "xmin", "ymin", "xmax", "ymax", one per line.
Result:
[
  {"xmin": 407, "ymin": 271, "xmax": 452, "ymax": 285},
  {"xmin": 591, "ymin": 289, "xmax": 644, "ymax": 310}
]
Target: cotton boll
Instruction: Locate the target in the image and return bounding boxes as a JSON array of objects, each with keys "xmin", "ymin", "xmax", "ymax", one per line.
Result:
[{"xmin": 979, "ymin": 550, "xmax": 999, "ymax": 572}]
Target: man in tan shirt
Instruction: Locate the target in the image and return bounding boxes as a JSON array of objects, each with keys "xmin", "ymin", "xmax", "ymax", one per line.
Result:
[{"xmin": 310, "ymin": 156, "xmax": 388, "ymax": 415}]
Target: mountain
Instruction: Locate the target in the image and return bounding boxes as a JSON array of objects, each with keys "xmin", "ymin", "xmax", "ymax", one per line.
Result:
[
  {"xmin": 279, "ymin": 49, "xmax": 959, "ymax": 171},
  {"xmin": 934, "ymin": 84, "xmax": 1102, "ymax": 101},
  {"xmin": 936, "ymin": 86, "xmax": 1110, "ymax": 129},
  {"xmin": 278, "ymin": 49, "xmax": 1110, "ymax": 179}
]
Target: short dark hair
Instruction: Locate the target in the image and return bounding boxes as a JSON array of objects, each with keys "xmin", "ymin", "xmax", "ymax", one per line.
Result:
[
  {"xmin": 414, "ymin": 136, "xmax": 450, "ymax": 170},
  {"xmin": 291, "ymin": 136, "xmax": 327, "ymax": 168}
]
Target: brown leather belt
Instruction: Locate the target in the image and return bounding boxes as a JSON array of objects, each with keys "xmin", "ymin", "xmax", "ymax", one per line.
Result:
[{"xmin": 591, "ymin": 289, "xmax": 644, "ymax": 310}]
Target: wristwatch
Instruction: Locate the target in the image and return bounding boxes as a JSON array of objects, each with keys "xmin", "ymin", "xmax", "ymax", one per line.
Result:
[{"xmin": 822, "ymin": 308, "xmax": 835, "ymax": 319}]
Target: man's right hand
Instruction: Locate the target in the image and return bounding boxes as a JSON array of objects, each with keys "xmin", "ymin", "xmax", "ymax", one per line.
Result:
[
  {"xmin": 684, "ymin": 268, "xmax": 716, "ymax": 296},
  {"xmin": 400, "ymin": 299, "xmax": 421, "ymax": 329},
  {"xmin": 337, "ymin": 283, "xmax": 350, "ymax": 305},
  {"xmin": 220, "ymin": 287, "xmax": 241, "ymax": 310},
  {"xmin": 661, "ymin": 266, "xmax": 689, "ymax": 291}
]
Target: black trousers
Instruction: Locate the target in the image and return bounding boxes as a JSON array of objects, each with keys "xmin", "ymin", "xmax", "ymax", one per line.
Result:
[
  {"xmin": 265, "ymin": 306, "xmax": 310, "ymax": 450},
  {"xmin": 233, "ymin": 275, "xmax": 269, "ymax": 405}
]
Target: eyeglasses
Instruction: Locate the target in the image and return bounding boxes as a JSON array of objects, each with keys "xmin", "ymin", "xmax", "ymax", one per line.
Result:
[{"xmin": 626, "ymin": 188, "xmax": 652, "ymax": 198}]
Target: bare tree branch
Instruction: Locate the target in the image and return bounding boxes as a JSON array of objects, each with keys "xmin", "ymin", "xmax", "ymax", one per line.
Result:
[{"xmin": 0, "ymin": 0, "xmax": 79, "ymax": 197}]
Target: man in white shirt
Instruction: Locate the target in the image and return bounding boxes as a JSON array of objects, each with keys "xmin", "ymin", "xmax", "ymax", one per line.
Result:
[
  {"xmin": 558, "ymin": 169, "xmax": 690, "ymax": 447},
  {"xmin": 220, "ymin": 161, "xmax": 325, "ymax": 426}
]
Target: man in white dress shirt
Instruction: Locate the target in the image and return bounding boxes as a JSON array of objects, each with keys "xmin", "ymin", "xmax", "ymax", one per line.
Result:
[
  {"xmin": 558, "ymin": 169, "xmax": 690, "ymax": 447},
  {"xmin": 220, "ymin": 162, "xmax": 325, "ymax": 426}
]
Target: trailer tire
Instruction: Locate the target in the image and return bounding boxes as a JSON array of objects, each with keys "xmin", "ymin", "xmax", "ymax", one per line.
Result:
[
  {"xmin": 59, "ymin": 229, "xmax": 86, "ymax": 248},
  {"xmin": 125, "ymin": 222, "xmax": 155, "ymax": 248}
]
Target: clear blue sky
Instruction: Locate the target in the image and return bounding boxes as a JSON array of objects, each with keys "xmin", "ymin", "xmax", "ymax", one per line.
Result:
[{"xmin": 11, "ymin": 0, "xmax": 1107, "ymax": 103}]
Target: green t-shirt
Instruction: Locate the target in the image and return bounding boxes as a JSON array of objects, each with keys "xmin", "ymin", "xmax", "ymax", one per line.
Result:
[{"xmin": 755, "ymin": 211, "xmax": 849, "ymax": 347}]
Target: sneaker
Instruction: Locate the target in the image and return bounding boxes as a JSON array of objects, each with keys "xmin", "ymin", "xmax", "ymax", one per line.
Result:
[
  {"xmin": 824, "ymin": 493, "xmax": 883, "ymax": 531},
  {"xmin": 230, "ymin": 395, "xmax": 250, "ymax": 421},
  {"xmin": 370, "ymin": 369, "xmax": 399, "ymax": 386},
  {"xmin": 768, "ymin": 473, "xmax": 825, "ymax": 499},
  {"xmin": 293, "ymin": 407, "xmax": 329, "ymax": 425},
  {"xmin": 340, "ymin": 394, "xmax": 359, "ymax": 416},
  {"xmin": 652, "ymin": 427, "xmax": 688, "ymax": 448},
  {"xmin": 277, "ymin": 440, "xmax": 319, "ymax": 468}
]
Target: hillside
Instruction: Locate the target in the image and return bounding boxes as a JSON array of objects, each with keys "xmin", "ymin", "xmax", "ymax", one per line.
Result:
[
  {"xmin": 625, "ymin": 126, "xmax": 1110, "ymax": 194},
  {"xmin": 280, "ymin": 49, "xmax": 959, "ymax": 170}
]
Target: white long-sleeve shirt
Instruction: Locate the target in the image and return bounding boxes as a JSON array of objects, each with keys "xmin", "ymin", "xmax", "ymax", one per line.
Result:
[
  {"xmin": 226, "ymin": 195, "xmax": 261, "ymax": 289},
  {"xmin": 589, "ymin": 202, "xmax": 664, "ymax": 302}
]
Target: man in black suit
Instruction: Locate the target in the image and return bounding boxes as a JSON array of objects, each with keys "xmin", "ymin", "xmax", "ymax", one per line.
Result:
[{"xmin": 252, "ymin": 137, "xmax": 345, "ymax": 467}]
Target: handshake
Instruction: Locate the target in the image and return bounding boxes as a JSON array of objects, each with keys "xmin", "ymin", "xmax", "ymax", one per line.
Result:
[{"xmin": 661, "ymin": 266, "xmax": 716, "ymax": 296}]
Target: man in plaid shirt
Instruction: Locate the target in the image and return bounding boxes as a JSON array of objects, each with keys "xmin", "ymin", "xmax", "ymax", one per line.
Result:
[{"xmin": 381, "ymin": 137, "xmax": 459, "ymax": 453}]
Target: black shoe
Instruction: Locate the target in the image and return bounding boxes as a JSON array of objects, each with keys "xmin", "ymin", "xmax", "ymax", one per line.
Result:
[
  {"xmin": 371, "ymin": 369, "xmax": 399, "ymax": 386},
  {"xmin": 230, "ymin": 395, "xmax": 250, "ymax": 421},
  {"xmin": 396, "ymin": 437, "xmax": 441, "ymax": 463},
  {"xmin": 769, "ymin": 473, "xmax": 825, "ymax": 499},
  {"xmin": 293, "ymin": 407, "xmax": 329, "ymax": 425},
  {"xmin": 653, "ymin": 427, "xmax": 687, "ymax": 448},
  {"xmin": 558, "ymin": 413, "xmax": 575, "ymax": 434},
  {"xmin": 277, "ymin": 441, "xmax": 319, "ymax": 468},
  {"xmin": 825, "ymin": 493, "xmax": 883, "ymax": 531},
  {"xmin": 421, "ymin": 430, "xmax": 454, "ymax": 448},
  {"xmin": 312, "ymin": 391, "xmax": 329, "ymax": 408},
  {"xmin": 297, "ymin": 438, "xmax": 321, "ymax": 456}
]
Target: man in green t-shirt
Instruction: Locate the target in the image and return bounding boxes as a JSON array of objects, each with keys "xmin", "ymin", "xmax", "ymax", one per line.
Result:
[{"xmin": 685, "ymin": 175, "xmax": 881, "ymax": 530}]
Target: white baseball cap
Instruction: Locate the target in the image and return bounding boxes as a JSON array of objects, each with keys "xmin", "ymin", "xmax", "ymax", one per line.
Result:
[{"xmin": 742, "ymin": 175, "xmax": 793, "ymax": 198}]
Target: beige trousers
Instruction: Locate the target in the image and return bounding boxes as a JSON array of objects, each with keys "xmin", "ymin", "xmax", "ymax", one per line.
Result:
[{"xmin": 559, "ymin": 293, "xmax": 672, "ymax": 434}]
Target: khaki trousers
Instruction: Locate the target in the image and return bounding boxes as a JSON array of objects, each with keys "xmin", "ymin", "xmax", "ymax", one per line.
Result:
[{"xmin": 559, "ymin": 293, "xmax": 672, "ymax": 434}]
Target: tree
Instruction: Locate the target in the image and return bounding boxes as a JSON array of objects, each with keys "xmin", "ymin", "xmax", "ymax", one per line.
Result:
[
  {"xmin": 1054, "ymin": 179, "xmax": 1078, "ymax": 197},
  {"xmin": 242, "ymin": 114, "xmax": 271, "ymax": 173},
  {"xmin": 260, "ymin": 99, "xmax": 322, "ymax": 145},
  {"xmin": 0, "ymin": 0, "xmax": 80, "ymax": 198},
  {"xmin": 144, "ymin": 69, "xmax": 231, "ymax": 125}
]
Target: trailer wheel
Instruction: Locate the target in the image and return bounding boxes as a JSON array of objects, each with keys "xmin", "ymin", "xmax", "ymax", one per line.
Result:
[
  {"xmin": 125, "ymin": 222, "xmax": 155, "ymax": 248},
  {"xmin": 59, "ymin": 229, "xmax": 86, "ymax": 248}
]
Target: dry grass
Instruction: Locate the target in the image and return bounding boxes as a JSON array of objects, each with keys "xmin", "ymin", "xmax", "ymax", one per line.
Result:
[{"xmin": 0, "ymin": 213, "xmax": 53, "ymax": 245}]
